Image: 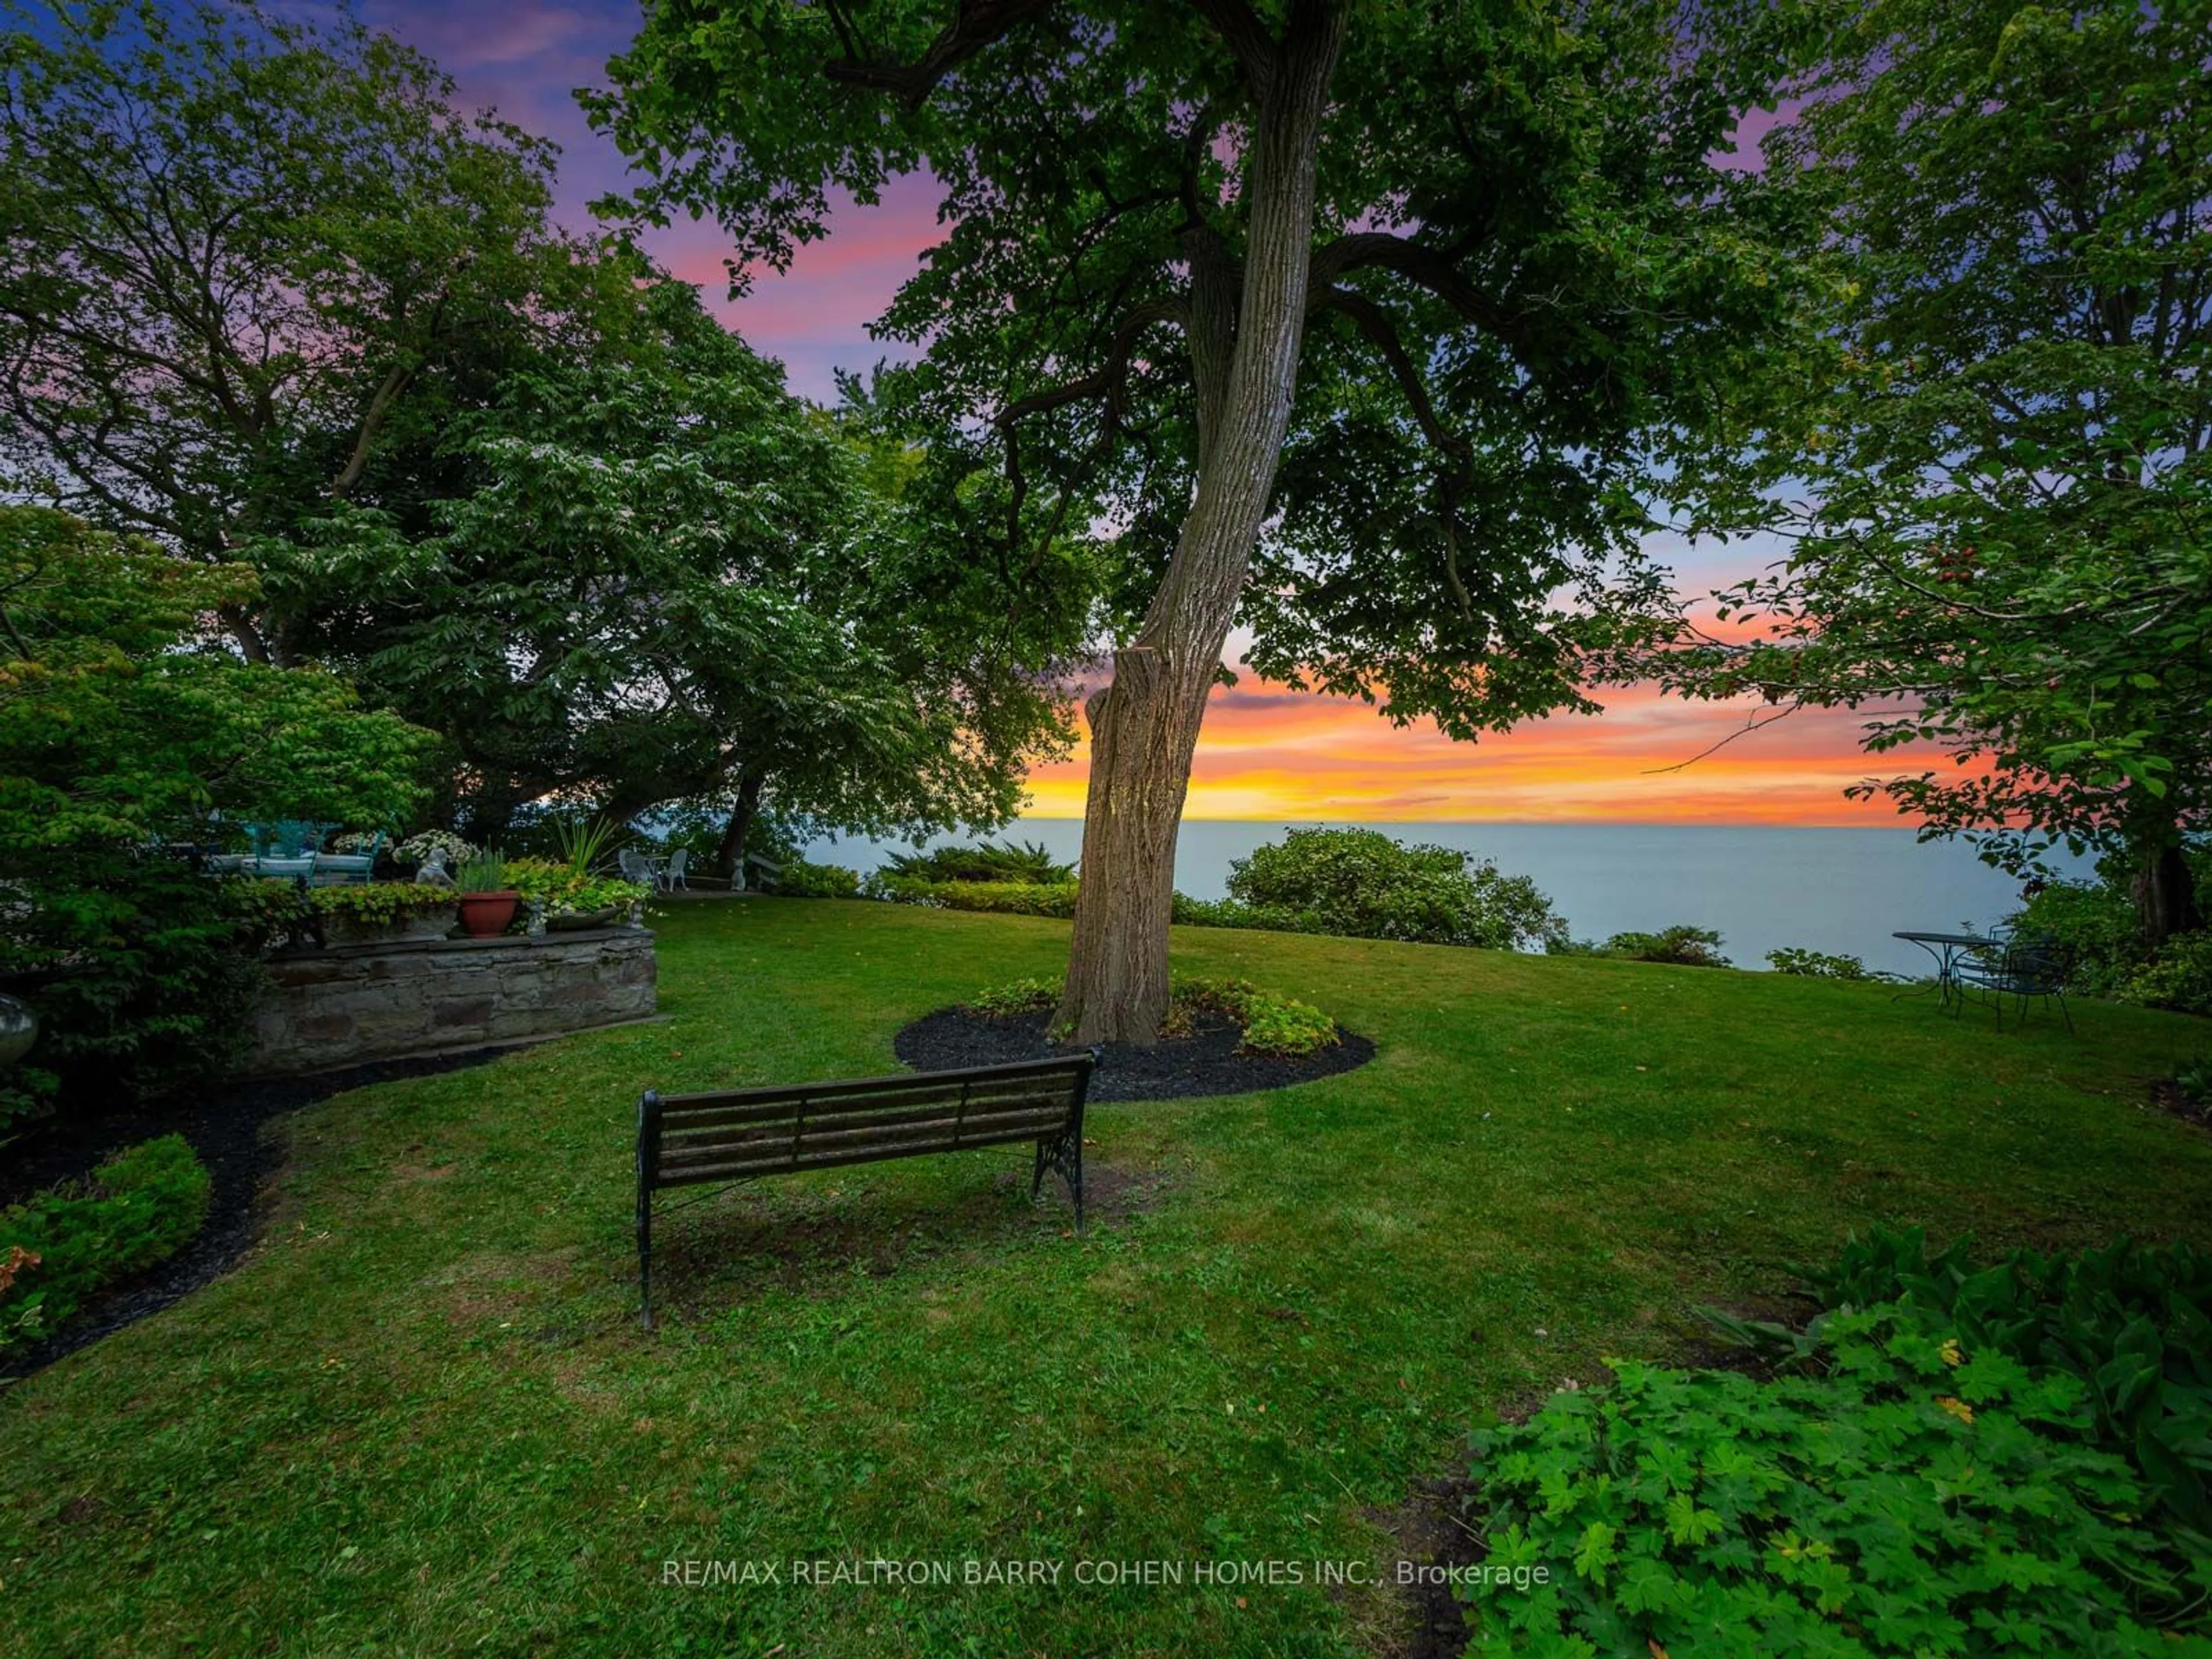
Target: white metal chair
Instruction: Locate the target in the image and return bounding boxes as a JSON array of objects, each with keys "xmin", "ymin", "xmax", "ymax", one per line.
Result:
[
  {"xmin": 618, "ymin": 848, "xmax": 654, "ymax": 888},
  {"xmin": 664, "ymin": 849, "xmax": 688, "ymax": 892}
]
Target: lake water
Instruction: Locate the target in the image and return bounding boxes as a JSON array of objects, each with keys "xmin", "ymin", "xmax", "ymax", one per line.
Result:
[{"xmin": 803, "ymin": 820, "xmax": 2086, "ymax": 979}]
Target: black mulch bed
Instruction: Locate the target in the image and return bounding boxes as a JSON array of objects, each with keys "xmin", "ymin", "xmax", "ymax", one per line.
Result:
[
  {"xmin": 2, "ymin": 1048, "xmax": 509, "ymax": 1380},
  {"xmin": 2150, "ymin": 1078, "xmax": 2211, "ymax": 1134},
  {"xmin": 893, "ymin": 1006, "xmax": 1375, "ymax": 1102}
]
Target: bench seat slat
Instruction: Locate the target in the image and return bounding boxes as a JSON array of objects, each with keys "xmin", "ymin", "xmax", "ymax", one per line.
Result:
[{"xmin": 654, "ymin": 1123, "xmax": 1063, "ymax": 1185}]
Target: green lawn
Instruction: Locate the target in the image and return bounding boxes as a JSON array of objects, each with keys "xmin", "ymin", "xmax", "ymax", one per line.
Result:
[{"xmin": 5, "ymin": 899, "xmax": 2208, "ymax": 1657}]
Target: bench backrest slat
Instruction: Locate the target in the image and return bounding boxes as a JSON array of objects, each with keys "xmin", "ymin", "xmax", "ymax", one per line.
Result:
[
  {"xmin": 656, "ymin": 1074, "xmax": 1071, "ymax": 1134},
  {"xmin": 660, "ymin": 1099, "xmax": 1075, "ymax": 1165},
  {"xmin": 656, "ymin": 1056, "xmax": 1090, "ymax": 1113},
  {"xmin": 639, "ymin": 1056, "xmax": 1094, "ymax": 1195}
]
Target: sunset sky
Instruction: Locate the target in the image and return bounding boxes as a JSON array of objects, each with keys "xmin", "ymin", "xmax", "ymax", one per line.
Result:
[{"xmin": 357, "ymin": 0, "xmax": 1941, "ymax": 825}]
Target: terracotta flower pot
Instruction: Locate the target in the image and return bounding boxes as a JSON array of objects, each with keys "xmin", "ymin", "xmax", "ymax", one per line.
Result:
[{"xmin": 456, "ymin": 890, "xmax": 520, "ymax": 938}]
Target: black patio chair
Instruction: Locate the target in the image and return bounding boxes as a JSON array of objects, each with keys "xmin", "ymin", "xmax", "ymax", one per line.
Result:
[{"xmin": 1954, "ymin": 930, "xmax": 2074, "ymax": 1033}]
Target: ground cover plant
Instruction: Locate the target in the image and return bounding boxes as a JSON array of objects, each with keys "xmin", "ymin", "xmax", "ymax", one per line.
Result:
[
  {"xmin": 2, "ymin": 899, "xmax": 2207, "ymax": 1655},
  {"xmin": 0, "ymin": 1136, "xmax": 210, "ymax": 1355},
  {"xmin": 967, "ymin": 973, "xmax": 1338, "ymax": 1059},
  {"xmin": 1706, "ymin": 1226, "xmax": 2212, "ymax": 1537},
  {"xmin": 1459, "ymin": 1305, "xmax": 2206, "ymax": 1656}
]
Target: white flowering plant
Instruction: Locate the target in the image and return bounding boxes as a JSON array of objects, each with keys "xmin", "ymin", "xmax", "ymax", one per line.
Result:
[{"xmin": 394, "ymin": 830, "xmax": 477, "ymax": 869}]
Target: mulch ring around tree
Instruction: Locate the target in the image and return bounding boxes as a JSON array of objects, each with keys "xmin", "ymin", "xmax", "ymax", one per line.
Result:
[
  {"xmin": 1, "ymin": 1048, "xmax": 510, "ymax": 1381},
  {"xmin": 893, "ymin": 1006, "xmax": 1376, "ymax": 1102}
]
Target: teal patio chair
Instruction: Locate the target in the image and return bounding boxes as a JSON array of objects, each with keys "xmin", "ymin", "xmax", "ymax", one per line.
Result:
[{"xmin": 1955, "ymin": 931, "xmax": 2075, "ymax": 1033}]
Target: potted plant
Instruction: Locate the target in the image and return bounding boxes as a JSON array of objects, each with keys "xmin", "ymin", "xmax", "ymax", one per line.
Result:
[
  {"xmin": 453, "ymin": 850, "xmax": 519, "ymax": 938},
  {"xmin": 307, "ymin": 883, "xmax": 460, "ymax": 946}
]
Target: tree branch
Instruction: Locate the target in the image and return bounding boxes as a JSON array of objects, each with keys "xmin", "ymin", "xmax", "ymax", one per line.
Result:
[
  {"xmin": 821, "ymin": 0, "xmax": 1055, "ymax": 109},
  {"xmin": 1188, "ymin": 0, "xmax": 1280, "ymax": 92},
  {"xmin": 994, "ymin": 296, "xmax": 1187, "ymax": 552},
  {"xmin": 1309, "ymin": 231, "xmax": 1515, "ymax": 335},
  {"xmin": 331, "ymin": 359, "xmax": 414, "ymax": 498},
  {"xmin": 994, "ymin": 297, "xmax": 1189, "ymax": 428},
  {"xmin": 1313, "ymin": 286, "xmax": 1480, "ymax": 624}
]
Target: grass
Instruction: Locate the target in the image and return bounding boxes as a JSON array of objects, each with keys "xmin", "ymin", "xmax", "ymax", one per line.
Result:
[{"xmin": 3, "ymin": 899, "xmax": 2209, "ymax": 1657}]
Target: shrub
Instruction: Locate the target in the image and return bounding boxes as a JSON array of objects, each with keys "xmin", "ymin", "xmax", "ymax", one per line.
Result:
[
  {"xmin": 0, "ymin": 1067, "xmax": 58, "ymax": 1147},
  {"xmin": 0, "ymin": 1134, "xmax": 212, "ymax": 1354},
  {"xmin": 1461, "ymin": 1305, "xmax": 2198, "ymax": 1656},
  {"xmin": 1223, "ymin": 828, "xmax": 1568, "ymax": 951},
  {"xmin": 863, "ymin": 873, "xmax": 1078, "ymax": 916},
  {"xmin": 11, "ymin": 854, "xmax": 274, "ymax": 1113},
  {"xmin": 2009, "ymin": 880, "xmax": 2150, "ymax": 999},
  {"xmin": 1766, "ymin": 946, "xmax": 1872, "ymax": 980},
  {"xmin": 1603, "ymin": 925, "xmax": 1732, "ymax": 967},
  {"xmin": 776, "ymin": 859, "xmax": 862, "ymax": 899},
  {"xmin": 1169, "ymin": 893, "xmax": 1299, "ymax": 932},
  {"xmin": 962, "ymin": 973, "xmax": 1338, "ymax": 1058},
  {"xmin": 1708, "ymin": 1225, "xmax": 2212, "ymax": 1535},
  {"xmin": 882, "ymin": 839, "xmax": 1076, "ymax": 884},
  {"xmin": 2115, "ymin": 930, "xmax": 2212, "ymax": 1017}
]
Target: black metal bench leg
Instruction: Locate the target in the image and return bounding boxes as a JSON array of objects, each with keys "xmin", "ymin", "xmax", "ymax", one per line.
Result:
[
  {"xmin": 1031, "ymin": 1132, "xmax": 1084, "ymax": 1234},
  {"xmin": 637, "ymin": 1186, "xmax": 654, "ymax": 1332}
]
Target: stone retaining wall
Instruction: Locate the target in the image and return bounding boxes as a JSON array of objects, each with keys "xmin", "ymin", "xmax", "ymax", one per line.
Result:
[{"xmin": 246, "ymin": 927, "xmax": 657, "ymax": 1077}]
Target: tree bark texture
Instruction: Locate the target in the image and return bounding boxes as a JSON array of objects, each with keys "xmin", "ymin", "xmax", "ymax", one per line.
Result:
[
  {"xmin": 2133, "ymin": 839, "xmax": 2205, "ymax": 945},
  {"xmin": 715, "ymin": 767, "xmax": 767, "ymax": 884},
  {"xmin": 1057, "ymin": 5, "xmax": 1347, "ymax": 1044}
]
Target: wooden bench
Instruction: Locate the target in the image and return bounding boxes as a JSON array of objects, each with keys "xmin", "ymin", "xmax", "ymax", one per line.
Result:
[{"xmin": 634, "ymin": 1054, "xmax": 1097, "ymax": 1328}]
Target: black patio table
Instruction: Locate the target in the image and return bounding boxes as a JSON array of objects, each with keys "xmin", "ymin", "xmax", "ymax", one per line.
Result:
[{"xmin": 1892, "ymin": 930, "xmax": 1998, "ymax": 1011}]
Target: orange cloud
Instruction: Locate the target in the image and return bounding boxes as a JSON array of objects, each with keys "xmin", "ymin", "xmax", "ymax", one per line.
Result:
[{"xmin": 1024, "ymin": 673, "xmax": 1971, "ymax": 824}]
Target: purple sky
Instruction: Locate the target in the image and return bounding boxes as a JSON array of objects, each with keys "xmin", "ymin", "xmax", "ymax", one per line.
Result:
[{"xmin": 355, "ymin": 0, "xmax": 943, "ymax": 400}]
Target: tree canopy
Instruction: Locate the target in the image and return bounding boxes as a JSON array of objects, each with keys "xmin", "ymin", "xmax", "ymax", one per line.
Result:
[
  {"xmin": 1626, "ymin": 0, "xmax": 2212, "ymax": 940},
  {"xmin": 0, "ymin": 0, "xmax": 1080, "ymax": 856},
  {"xmin": 0, "ymin": 0, "xmax": 612, "ymax": 662},
  {"xmin": 589, "ymin": 0, "xmax": 1819, "ymax": 1038},
  {"xmin": 272, "ymin": 283, "xmax": 1078, "ymax": 851}
]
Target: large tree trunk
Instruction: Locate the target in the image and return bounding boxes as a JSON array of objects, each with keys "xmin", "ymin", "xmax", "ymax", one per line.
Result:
[
  {"xmin": 715, "ymin": 768, "xmax": 767, "ymax": 885},
  {"xmin": 1057, "ymin": 7, "xmax": 1346, "ymax": 1045},
  {"xmin": 2133, "ymin": 839, "xmax": 2204, "ymax": 946}
]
